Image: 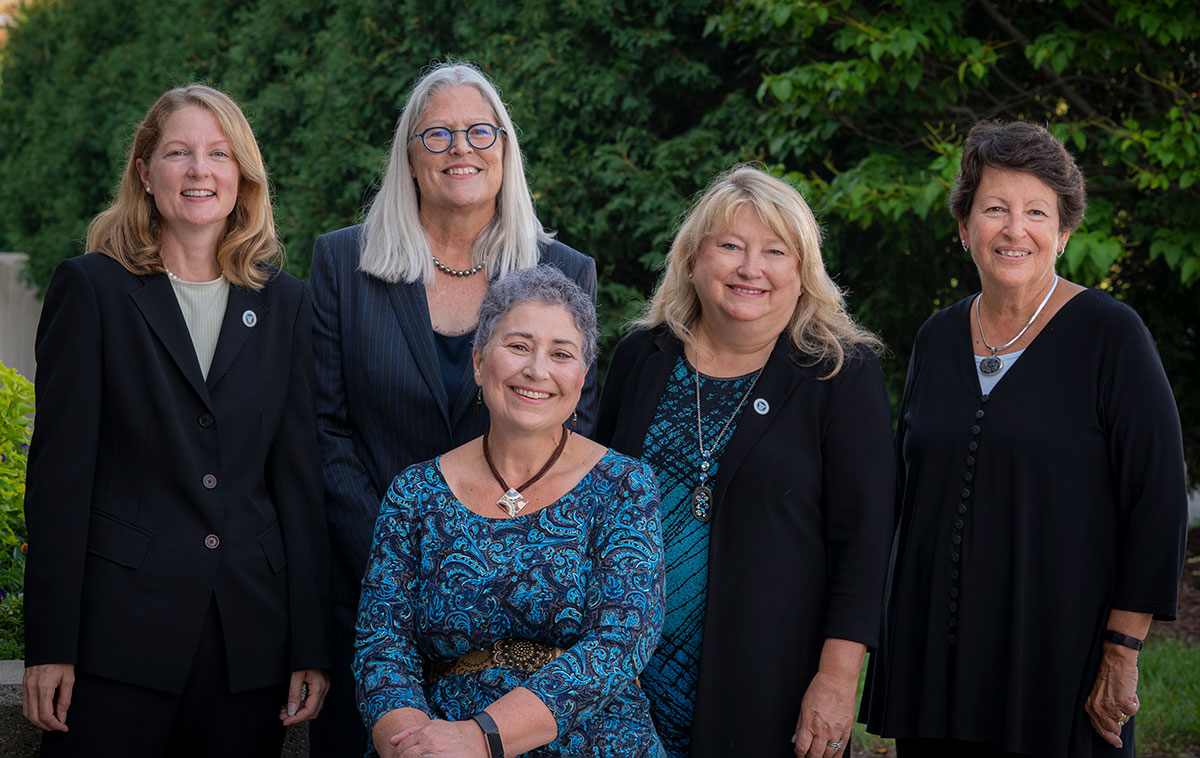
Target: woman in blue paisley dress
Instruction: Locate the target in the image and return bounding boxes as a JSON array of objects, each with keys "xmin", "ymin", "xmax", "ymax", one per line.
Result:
[{"xmin": 355, "ymin": 265, "xmax": 666, "ymax": 758}]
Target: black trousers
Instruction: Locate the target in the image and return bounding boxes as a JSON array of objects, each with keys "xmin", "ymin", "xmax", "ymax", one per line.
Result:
[
  {"xmin": 41, "ymin": 599, "xmax": 288, "ymax": 758},
  {"xmin": 307, "ymin": 602, "xmax": 367, "ymax": 758}
]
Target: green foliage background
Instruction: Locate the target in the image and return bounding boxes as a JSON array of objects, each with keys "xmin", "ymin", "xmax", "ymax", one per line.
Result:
[
  {"xmin": 0, "ymin": 363, "xmax": 33, "ymax": 659},
  {"xmin": 0, "ymin": 0, "xmax": 1196, "ymax": 477}
]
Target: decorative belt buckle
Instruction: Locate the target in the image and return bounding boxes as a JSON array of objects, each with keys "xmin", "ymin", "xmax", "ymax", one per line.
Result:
[{"xmin": 492, "ymin": 638, "xmax": 555, "ymax": 671}]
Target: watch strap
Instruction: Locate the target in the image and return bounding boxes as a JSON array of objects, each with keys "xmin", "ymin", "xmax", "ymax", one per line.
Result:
[
  {"xmin": 1103, "ymin": 629, "xmax": 1144, "ymax": 651},
  {"xmin": 471, "ymin": 711, "xmax": 504, "ymax": 758}
]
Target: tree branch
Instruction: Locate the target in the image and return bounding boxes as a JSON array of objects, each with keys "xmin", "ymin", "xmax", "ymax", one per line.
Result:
[{"xmin": 975, "ymin": 0, "xmax": 1102, "ymax": 121}]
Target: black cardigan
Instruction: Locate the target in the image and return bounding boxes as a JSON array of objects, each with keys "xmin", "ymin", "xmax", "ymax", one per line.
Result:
[
  {"xmin": 596, "ymin": 327, "xmax": 895, "ymax": 757},
  {"xmin": 862, "ymin": 290, "xmax": 1187, "ymax": 756}
]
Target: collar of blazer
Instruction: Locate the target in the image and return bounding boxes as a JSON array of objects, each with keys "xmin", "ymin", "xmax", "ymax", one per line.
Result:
[
  {"xmin": 639, "ymin": 326, "xmax": 812, "ymax": 522},
  {"xmin": 129, "ymin": 272, "xmax": 268, "ymax": 410},
  {"xmin": 380, "ymin": 247, "xmax": 567, "ymax": 433}
]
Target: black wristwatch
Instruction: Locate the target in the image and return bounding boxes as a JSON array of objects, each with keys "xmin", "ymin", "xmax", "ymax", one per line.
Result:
[
  {"xmin": 1103, "ymin": 629, "xmax": 1144, "ymax": 651},
  {"xmin": 471, "ymin": 711, "xmax": 504, "ymax": 758}
]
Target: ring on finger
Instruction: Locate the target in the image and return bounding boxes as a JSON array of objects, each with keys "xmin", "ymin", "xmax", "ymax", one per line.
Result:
[{"xmin": 828, "ymin": 741, "xmax": 843, "ymax": 751}]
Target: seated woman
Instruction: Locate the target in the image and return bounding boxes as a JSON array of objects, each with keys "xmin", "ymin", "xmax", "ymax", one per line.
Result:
[{"xmin": 354, "ymin": 265, "xmax": 666, "ymax": 758}]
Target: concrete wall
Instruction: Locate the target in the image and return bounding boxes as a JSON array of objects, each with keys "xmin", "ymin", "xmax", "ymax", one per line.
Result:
[{"xmin": 0, "ymin": 253, "xmax": 39, "ymax": 380}]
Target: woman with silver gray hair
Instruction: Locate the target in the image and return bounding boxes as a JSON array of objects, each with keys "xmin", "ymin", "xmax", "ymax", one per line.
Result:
[
  {"xmin": 354, "ymin": 265, "xmax": 665, "ymax": 758},
  {"xmin": 310, "ymin": 61, "xmax": 598, "ymax": 754}
]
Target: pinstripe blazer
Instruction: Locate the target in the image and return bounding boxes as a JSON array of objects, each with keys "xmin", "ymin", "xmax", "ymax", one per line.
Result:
[{"xmin": 310, "ymin": 224, "xmax": 599, "ymax": 609}]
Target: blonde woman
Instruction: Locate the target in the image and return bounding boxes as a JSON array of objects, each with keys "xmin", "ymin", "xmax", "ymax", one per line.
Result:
[
  {"xmin": 22, "ymin": 84, "xmax": 330, "ymax": 756},
  {"xmin": 596, "ymin": 165, "xmax": 894, "ymax": 758}
]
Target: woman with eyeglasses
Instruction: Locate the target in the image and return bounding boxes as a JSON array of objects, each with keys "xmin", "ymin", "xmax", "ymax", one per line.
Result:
[{"xmin": 309, "ymin": 60, "xmax": 598, "ymax": 756}]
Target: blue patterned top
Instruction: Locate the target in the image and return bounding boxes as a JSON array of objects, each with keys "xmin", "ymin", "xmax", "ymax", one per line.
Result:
[
  {"xmin": 354, "ymin": 449, "xmax": 666, "ymax": 757},
  {"xmin": 639, "ymin": 357, "xmax": 758, "ymax": 757}
]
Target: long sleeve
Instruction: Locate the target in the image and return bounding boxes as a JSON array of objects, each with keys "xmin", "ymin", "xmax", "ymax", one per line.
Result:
[
  {"xmin": 1098, "ymin": 305, "xmax": 1187, "ymax": 619},
  {"xmin": 522, "ymin": 459, "xmax": 665, "ymax": 736},
  {"xmin": 23, "ymin": 258, "xmax": 104, "ymax": 666},
  {"xmin": 267, "ymin": 281, "xmax": 333, "ymax": 670},
  {"xmin": 817, "ymin": 351, "xmax": 896, "ymax": 647},
  {"xmin": 353, "ymin": 466, "xmax": 431, "ymax": 729},
  {"xmin": 311, "ymin": 233, "xmax": 384, "ymax": 584}
]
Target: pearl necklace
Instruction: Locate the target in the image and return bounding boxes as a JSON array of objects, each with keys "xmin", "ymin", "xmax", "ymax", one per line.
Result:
[{"xmin": 432, "ymin": 255, "xmax": 485, "ymax": 277}]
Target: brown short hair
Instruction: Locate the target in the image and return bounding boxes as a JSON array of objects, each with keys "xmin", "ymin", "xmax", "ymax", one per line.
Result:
[
  {"xmin": 86, "ymin": 84, "xmax": 281, "ymax": 289},
  {"xmin": 949, "ymin": 120, "xmax": 1087, "ymax": 232}
]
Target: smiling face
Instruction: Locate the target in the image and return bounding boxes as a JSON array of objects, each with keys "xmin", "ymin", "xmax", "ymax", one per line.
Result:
[
  {"xmin": 473, "ymin": 301, "xmax": 586, "ymax": 435},
  {"xmin": 135, "ymin": 105, "xmax": 240, "ymax": 240},
  {"xmin": 410, "ymin": 85, "xmax": 505, "ymax": 221},
  {"xmin": 960, "ymin": 166, "xmax": 1069, "ymax": 293},
  {"xmin": 691, "ymin": 205, "xmax": 803, "ymax": 340}
]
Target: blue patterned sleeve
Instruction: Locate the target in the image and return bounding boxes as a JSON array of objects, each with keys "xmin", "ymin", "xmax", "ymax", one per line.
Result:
[
  {"xmin": 353, "ymin": 465, "xmax": 432, "ymax": 729},
  {"xmin": 523, "ymin": 457, "xmax": 666, "ymax": 736}
]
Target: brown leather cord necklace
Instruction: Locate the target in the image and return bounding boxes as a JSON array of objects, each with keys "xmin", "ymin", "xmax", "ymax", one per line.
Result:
[{"xmin": 483, "ymin": 423, "xmax": 570, "ymax": 517}]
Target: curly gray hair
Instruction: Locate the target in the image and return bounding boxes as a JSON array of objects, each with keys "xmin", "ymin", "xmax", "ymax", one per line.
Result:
[{"xmin": 474, "ymin": 265, "xmax": 597, "ymax": 366}]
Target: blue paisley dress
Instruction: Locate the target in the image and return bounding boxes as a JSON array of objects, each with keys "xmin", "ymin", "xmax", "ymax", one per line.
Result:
[{"xmin": 354, "ymin": 450, "xmax": 666, "ymax": 757}]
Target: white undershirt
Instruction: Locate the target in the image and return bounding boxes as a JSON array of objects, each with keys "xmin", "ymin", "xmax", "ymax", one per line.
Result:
[
  {"xmin": 169, "ymin": 274, "xmax": 229, "ymax": 379},
  {"xmin": 975, "ymin": 347, "xmax": 1026, "ymax": 395}
]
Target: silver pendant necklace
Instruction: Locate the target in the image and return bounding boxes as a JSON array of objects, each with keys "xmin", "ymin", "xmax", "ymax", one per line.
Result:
[
  {"xmin": 691, "ymin": 360, "xmax": 764, "ymax": 522},
  {"xmin": 975, "ymin": 275, "xmax": 1058, "ymax": 376}
]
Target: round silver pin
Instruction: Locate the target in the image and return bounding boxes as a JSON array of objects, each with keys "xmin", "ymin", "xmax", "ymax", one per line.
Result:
[
  {"xmin": 242, "ymin": 310, "xmax": 257, "ymax": 328},
  {"xmin": 752, "ymin": 397, "xmax": 769, "ymax": 415}
]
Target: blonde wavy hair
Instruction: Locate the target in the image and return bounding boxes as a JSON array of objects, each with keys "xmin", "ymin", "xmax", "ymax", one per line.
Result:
[
  {"xmin": 633, "ymin": 164, "xmax": 882, "ymax": 378},
  {"xmin": 86, "ymin": 83, "xmax": 281, "ymax": 289},
  {"xmin": 360, "ymin": 60, "xmax": 550, "ymax": 283}
]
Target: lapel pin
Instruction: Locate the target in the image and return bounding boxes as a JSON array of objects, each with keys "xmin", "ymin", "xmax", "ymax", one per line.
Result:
[
  {"xmin": 242, "ymin": 310, "xmax": 257, "ymax": 328},
  {"xmin": 752, "ymin": 397, "xmax": 770, "ymax": 415}
]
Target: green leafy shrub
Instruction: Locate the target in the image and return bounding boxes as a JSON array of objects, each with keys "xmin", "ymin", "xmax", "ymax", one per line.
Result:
[{"xmin": 0, "ymin": 362, "xmax": 33, "ymax": 659}]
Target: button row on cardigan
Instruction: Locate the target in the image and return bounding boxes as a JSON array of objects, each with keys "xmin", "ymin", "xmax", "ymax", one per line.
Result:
[{"xmin": 948, "ymin": 405, "xmax": 986, "ymax": 649}]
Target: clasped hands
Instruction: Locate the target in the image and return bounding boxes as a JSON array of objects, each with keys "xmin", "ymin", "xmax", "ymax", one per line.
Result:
[{"xmin": 384, "ymin": 718, "xmax": 490, "ymax": 758}]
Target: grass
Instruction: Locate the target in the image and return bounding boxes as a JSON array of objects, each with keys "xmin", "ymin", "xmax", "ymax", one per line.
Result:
[
  {"xmin": 850, "ymin": 642, "xmax": 1200, "ymax": 758},
  {"xmin": 1138, "ymin": 637, "xmax": 1200, "ymax": 755}
]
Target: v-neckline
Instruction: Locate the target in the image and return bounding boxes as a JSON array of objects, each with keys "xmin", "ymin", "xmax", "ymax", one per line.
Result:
[{"xmin": 958, "ymin": 288, "xmax": 1091, "ymax": 398}]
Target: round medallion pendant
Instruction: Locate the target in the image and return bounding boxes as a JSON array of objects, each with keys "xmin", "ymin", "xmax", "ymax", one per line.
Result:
[
  {"xmin": 979, "ymin": 355, "xmax": 1003, "ymax": 376},
  {"xmin": 691, "ymin": 485, "xmax": 713, "ymax": 522}
]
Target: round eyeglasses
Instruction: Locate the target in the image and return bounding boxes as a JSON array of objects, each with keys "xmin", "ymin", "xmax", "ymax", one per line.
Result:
[{"xmin": 411, "ymin": 123, "xmax": 505, "ymax": 153}]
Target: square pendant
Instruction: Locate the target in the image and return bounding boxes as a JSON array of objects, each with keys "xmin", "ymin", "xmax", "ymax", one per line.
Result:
[{"xmin": 497, "ymin": 488, "xmax": 528, "ymax": 517}]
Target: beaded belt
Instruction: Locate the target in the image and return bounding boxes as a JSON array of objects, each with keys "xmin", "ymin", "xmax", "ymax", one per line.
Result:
[{"xmin": 429, "ymin": 638, "xmax": 567, "ymax": 683}]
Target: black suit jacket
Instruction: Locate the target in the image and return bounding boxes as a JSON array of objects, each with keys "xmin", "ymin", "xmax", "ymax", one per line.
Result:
[
  {"xmin": 23, "ymin": 253, "xmax": 331, "ymax": 694},
  {"xmin": 309, "ymin": 225, "xmax": 599, "ymax": 611},
  {"xmin": 595, "ymin": 327, "xmax": 895, "ymax": 757}
]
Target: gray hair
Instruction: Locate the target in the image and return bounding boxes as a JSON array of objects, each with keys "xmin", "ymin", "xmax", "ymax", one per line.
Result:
[
  {"xmin": 474, "ymin": 266, "xmax": 598, "ymax": 367},
  {"xmin": 360, "ymin": 60, "xmax": 552, "ymax": 283}
]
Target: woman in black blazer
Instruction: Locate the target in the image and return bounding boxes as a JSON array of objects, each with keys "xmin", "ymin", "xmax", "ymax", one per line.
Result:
[
  {"xmin": 22, "ymin": 84, "xmax": 331, "ymax": 757},
  {"xmin": 595, "ymin": 165, "xmax": 895, "ymax": 758},
  {"xmin": 310, "ymin": 61, "xmax": 598, "ymax": 756}
]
